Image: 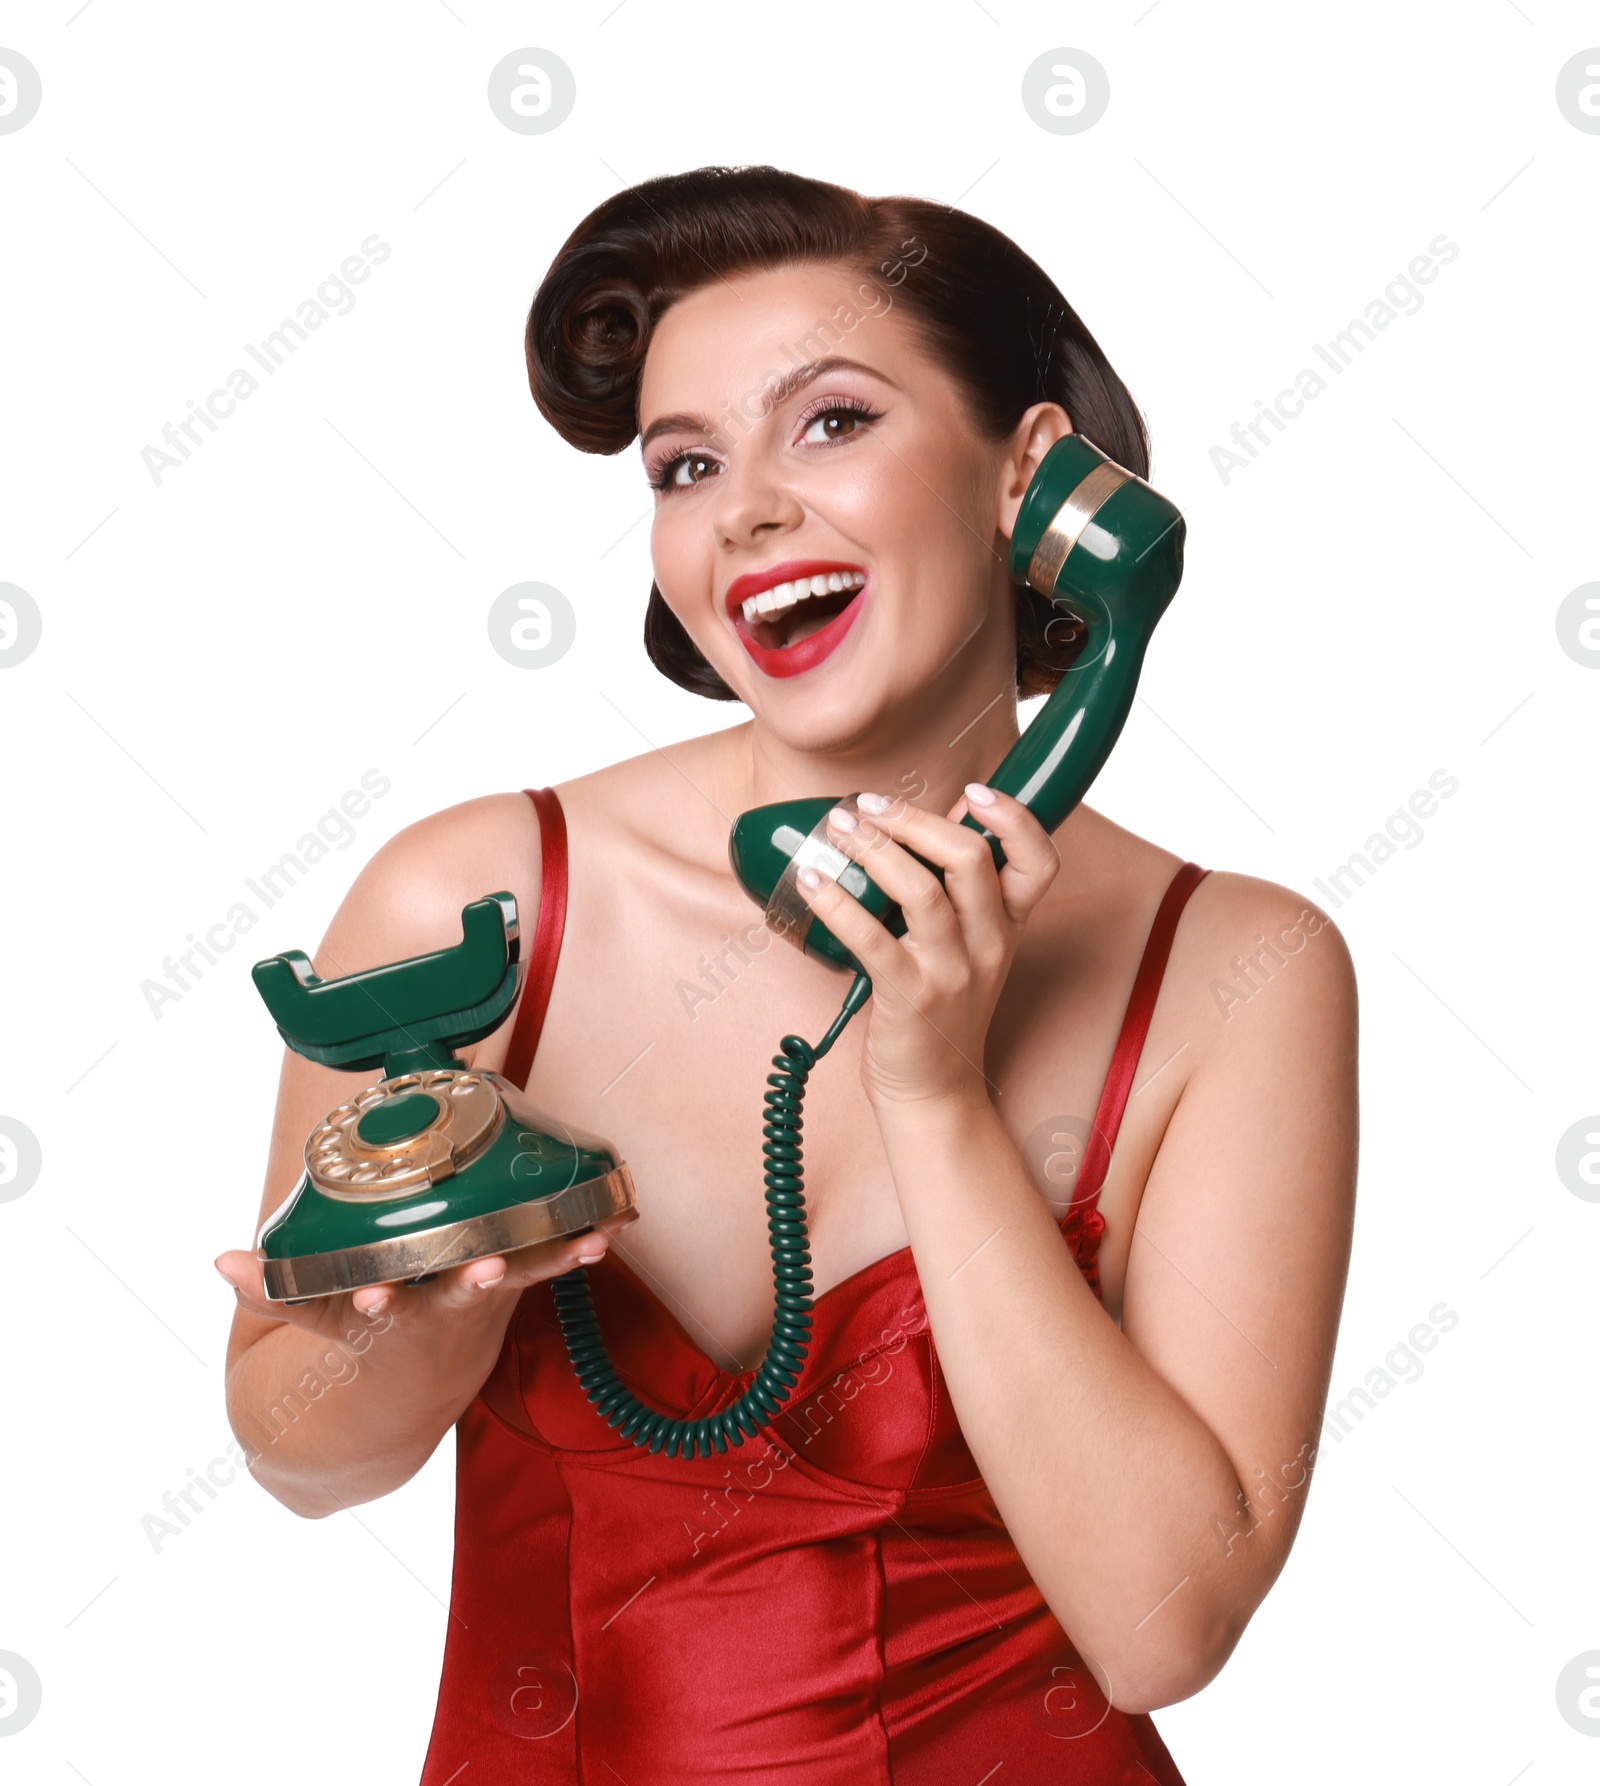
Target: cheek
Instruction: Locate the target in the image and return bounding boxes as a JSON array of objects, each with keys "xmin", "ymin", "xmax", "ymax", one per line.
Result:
[
  {"xmin": 820, "ymin": 446, "xmax": 904, "ymax": 532},
  {"xmin": 845, "ymin": 461, "xmax": 993, "ymax": 626},
  {"xmin": 821, "ymin": 452, "xmax": 984, "ymax": 599},
  {"xmin": 649, "ymin": 507, "xmax": 706, "ymax": 612}
]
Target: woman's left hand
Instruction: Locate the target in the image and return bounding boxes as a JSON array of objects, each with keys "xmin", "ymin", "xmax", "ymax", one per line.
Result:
[{"xmin": 797, "ymin": 784, "xmax": 1061, "ymax": 1110}]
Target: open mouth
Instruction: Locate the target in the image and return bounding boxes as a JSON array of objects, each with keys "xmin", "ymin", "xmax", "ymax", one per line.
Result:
[{"xmin": 739, "ymin": 569, "xmax": 867, "ymax": 652}]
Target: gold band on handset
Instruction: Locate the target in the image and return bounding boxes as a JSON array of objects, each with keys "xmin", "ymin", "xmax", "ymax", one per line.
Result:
[
  {"xmin": 1024, "ymin": 458, "xmax": 1130, "ymax": 596},
  {"xmin": 762, "ymin": 793, "xmax": 865, "ymax": 953}
]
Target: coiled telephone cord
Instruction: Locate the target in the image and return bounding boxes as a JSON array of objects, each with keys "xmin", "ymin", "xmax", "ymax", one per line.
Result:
[{"xmin": 549, "ymin": 973, "xmax": 869, "ymax": 1462}]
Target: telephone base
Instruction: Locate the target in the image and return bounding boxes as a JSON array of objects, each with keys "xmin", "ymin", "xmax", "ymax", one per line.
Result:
[{"xmin": 260, "ymin": 1162, "xmax": 637, "ymax": 1302}]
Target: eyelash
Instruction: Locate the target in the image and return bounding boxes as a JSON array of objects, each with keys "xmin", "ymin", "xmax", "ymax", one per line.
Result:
[{"xmin": 645, "ymin": 396, "xmax": 884, "ymax": 493}]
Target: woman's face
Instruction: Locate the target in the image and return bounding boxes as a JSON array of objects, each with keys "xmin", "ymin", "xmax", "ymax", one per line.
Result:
[{"xmin": 637, "ymin": 260, "xmax": 1021, "ymax": 754}]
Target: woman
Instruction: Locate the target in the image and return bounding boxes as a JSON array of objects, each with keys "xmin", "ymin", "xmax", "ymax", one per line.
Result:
[{"xmin": 217, "ymin": 165, "xmax": 1358, "ymax": 1781}]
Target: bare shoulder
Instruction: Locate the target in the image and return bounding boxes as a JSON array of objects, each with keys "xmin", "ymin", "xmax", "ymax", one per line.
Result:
[
  {"xmin": 1133, "ymin": 862, "xmax": 1361, "ymax": 1289},
  {"xmin": 1167, "ymin": 867, "xmax": 1359, "ymax": 1049},
  {"xmin": 324, "ymin": 791, "xmax": 544, "ymax": 973}
]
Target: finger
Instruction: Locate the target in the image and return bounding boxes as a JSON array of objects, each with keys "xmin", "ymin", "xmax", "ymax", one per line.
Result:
[
  {"xmin": 214, "ymin": 1249, "xmax": 279, "ymax": 1321},
  {"xmin": 351, "ymin": 1279, "xmax": 404, "ymax": 1316},
  {"xmin": 822, "ymin": 802, "xmax": 964, "ymax": 957},
  {"xmin": 215, "ymin": 1248, "xmax": 343, "ymax": 1328},
  {"xmin": 451, "ymin": 1221, "xmax": 618, "ymax": 1303},
  {"xmin": 214, "ymin": 1248, "xmax": 258, "ymax": 1299},
  {"xmin": 949, "ymin": 784, "xmax": 1060, "ymax": 922},
  {"xmin": 848, "ymin": 789, "xmax": 1008, "ymax": 940},
  {"xmin": 421, "ymin": 1254, "xmax": 510, "ymax": 1313},
  {"xmin": 794, "ymin": 861, "xmax": 916, "ymax": 992}
]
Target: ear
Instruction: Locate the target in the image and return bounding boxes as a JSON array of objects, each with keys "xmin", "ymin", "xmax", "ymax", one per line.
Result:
[{"xmin": 996, "ymin": 403, "xmax": 1075, "ymax": 545}]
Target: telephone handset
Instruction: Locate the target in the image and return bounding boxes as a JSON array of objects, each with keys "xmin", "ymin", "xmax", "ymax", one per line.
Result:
[{"xmin": 251, "ymin": 434, "xmax": 1183, "ymax": 1461}]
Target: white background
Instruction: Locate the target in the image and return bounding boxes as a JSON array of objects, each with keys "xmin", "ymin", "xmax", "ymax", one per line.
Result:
[{"xmin": 1, "ymin": 3, "xmax": 1595, "ymax": 1780}]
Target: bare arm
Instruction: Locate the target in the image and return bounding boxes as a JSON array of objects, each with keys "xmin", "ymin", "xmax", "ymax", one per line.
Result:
[
  {"xmin": 797, "ymin": 788, "xmax": 1358, "ymax": 1713},
  {"xmin": 217, "ymin": 792, "xmax": 624, "ymax": 1518},
  {"xmin": 873, "ymin": 887, "xmax": 1355, "ymax": 1709}
]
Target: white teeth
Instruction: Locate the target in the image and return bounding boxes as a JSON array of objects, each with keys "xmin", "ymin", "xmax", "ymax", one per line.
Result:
[{"xmin": 741, "ymin": 569, "xmax": 865, "ymax": 625}]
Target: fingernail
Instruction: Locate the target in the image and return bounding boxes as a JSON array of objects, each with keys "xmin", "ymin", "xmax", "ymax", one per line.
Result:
[
  {"xmin": 575, "ymin": 1245, "xmax": 607, "ymax": 1264},
  {"xmin": 827, "ymin": 805, "xmax": 858, "ymax": 832},
  {"xmin": 797, "ymin": 866, "xmax": 822, "ymax": 890},
  {"xmin": 213, "ymin": 1260, "xmax": 231, "ymax": 1283},
  {"xmin": 363, "ymin": 1294, "xmax": 390, "ymax": 1315},
  {"xmin": 964, "ymin": 782, "xmax": 998, "ymax": 806},
  {"xmin": 856, "ymin": 791, "xmax": 890, "ymax": 813},
  {"xmin": 473, "ymin": 1271, "xmax": 505, "ymax": 1292}
]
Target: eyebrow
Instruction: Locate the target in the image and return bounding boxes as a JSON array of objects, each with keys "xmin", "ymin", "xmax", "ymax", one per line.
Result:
[{"xmin": 638, "ymin": 355, "xmax": 899, "ymax": 451}]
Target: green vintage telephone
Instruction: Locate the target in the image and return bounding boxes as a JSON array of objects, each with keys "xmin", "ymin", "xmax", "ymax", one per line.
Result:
[
  {"xmin": 251, "ymin": 892, "xmax": 637, "ymax": 1303},
  {"xmin": 253, "ymin": 434, "xmax": 1184, "ymax": 1460}
]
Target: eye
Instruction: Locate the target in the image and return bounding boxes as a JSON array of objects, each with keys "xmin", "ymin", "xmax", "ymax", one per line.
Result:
[
  {"xmin": 798, "ymin": 398, "xmax": 883, "ymax": 446},
  {"xmin": 645, "ymin": 397, "xmax": 884, "ymax": 494},
  {"xmin": 648, "ymin": 449, "xmax": 723, "ymax": 494}
]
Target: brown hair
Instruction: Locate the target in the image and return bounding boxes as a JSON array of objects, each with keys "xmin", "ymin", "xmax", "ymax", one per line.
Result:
[{"xmin": 525, "ymin": 164, "xmax": 1151, "ymax": 700}]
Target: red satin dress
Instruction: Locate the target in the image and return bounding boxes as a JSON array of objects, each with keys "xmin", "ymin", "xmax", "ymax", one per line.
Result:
[{"xmin": 420, "ymin": 786, "xmax": 1209, "ymax": 1783}]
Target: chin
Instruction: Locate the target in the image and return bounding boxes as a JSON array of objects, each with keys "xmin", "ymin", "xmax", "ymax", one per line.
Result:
[{"xmin": 752, "ymin": 670, "xmax": 920, "ymax": 764}]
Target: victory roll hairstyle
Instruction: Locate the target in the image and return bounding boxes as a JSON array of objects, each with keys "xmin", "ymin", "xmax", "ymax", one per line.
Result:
[{"xmin": 525, "ymin": 164, "xmax": 1151, "ymax": 700}]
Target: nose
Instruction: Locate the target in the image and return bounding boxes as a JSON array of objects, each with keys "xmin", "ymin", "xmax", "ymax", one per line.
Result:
[{"xmin": 710, "ymin": 435, "xmax": 806, "ymax": 550}]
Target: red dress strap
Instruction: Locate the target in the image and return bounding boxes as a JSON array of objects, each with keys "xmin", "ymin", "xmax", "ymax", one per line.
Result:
[
  {"xmin": 1075, "ymin": 860, "xmax": 1210, "ymax": 1216},
  {"xmin": 501, "ymin": 786, "xmax": 568, "ymax": 1090}
]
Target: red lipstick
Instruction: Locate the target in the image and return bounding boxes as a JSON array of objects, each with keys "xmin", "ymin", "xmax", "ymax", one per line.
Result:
[{"xmin": 723, "ymin": 558, "xmax": 869, "ymax": 681}]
